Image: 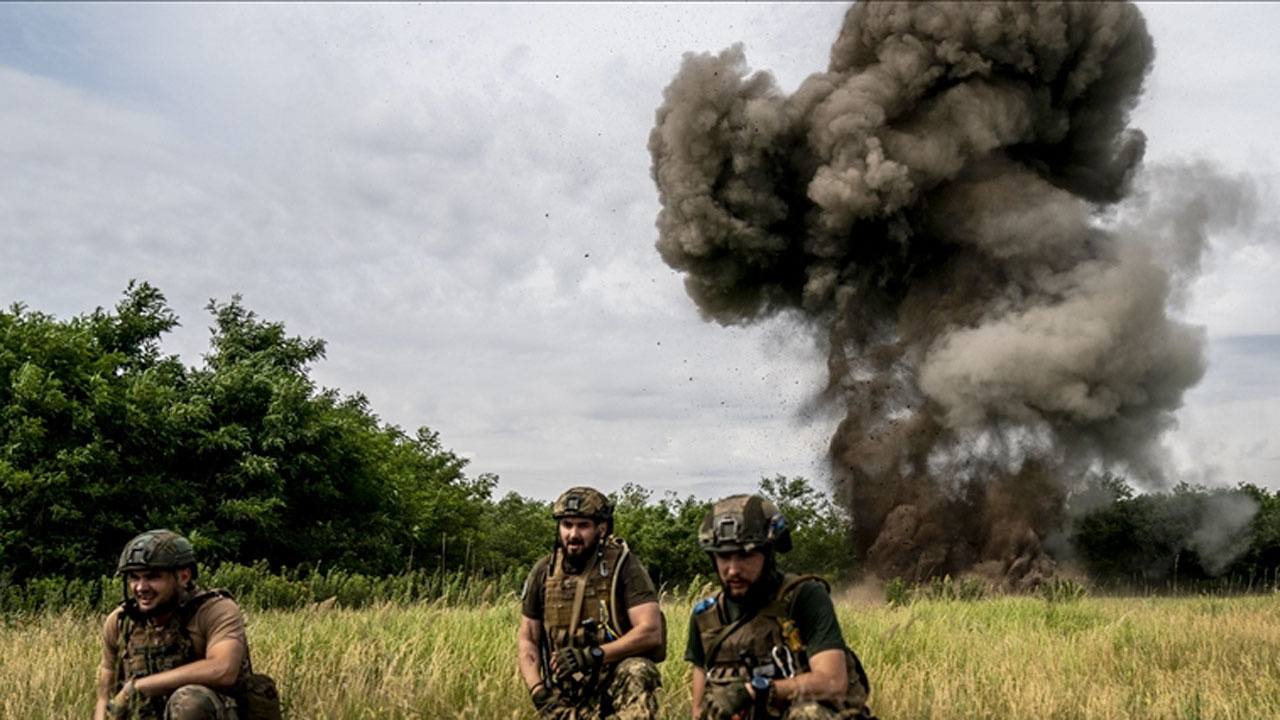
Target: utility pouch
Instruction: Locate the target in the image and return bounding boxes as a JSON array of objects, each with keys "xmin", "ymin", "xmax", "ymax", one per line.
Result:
[{"xmin": 240, "ymin": 672, "xmax": 282, "ymax": 720}]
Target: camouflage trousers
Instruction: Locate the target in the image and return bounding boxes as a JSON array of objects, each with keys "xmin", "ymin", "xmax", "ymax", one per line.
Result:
[
  {"xmin": 123, "ymin": 685, "xmax": 238, "ymax": 720},
  {"xmin": 697, "ymin": 696, "xmax": 875, "ymax": 720},
  {"xmin": 163, "ymin": 685, "xmax": 239, "ymax": 720},
  {"xmin": 544, "ymin": 657, "xmax": 661, "ymax": 720},
  {"xmin": 779, "ymin": 700, "xmax": 875, "ymax": 720}
]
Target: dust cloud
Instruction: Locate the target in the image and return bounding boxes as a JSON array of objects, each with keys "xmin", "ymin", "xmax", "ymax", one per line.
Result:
[{"xmin": 649, "ymin": 1, "xmax": 1255, "ymax": 587}]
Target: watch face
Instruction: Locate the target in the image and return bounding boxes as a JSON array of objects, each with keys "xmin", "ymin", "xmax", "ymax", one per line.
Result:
[{"xmin": 591, "ymin": 646, "xmax": 605, "ymax": 660}]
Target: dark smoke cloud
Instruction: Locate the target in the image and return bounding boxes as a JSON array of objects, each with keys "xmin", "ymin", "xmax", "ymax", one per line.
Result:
[{"xmin": 649, "ymin": 1, "xmax": 1254, "ymax": 587}]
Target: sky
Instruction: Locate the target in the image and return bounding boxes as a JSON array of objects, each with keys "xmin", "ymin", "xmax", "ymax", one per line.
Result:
[{"xmin": 2, "ymin": 2, "xmax": 1277, "ymax": 503}]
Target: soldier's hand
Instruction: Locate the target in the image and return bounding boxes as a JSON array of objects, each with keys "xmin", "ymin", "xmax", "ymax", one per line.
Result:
[
  {"xmin": 550, "ymin": 646, "xmax": 599, "ymax": 680},
  {"xmin": 530, "ymin": 682, "xmax": 562, "ymax": 718},
  {"xmin": 105, "ymin": 679, "xmax": 136, "ymax": 720},
  {"xmin": 703, "ymin": 681, "xmax": 752, "ymax": 720}
]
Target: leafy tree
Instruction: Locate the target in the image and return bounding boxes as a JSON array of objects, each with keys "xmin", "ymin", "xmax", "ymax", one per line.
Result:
[
  {"xmin": 759, "ymin": 475, "xmax": 855, "ymax": 579},
  {"xmin": 0, "ymin": 281, "xmax": 186, "ymax": 579},
  {"xmin": 612, "ymin": 483, "xmax": 710, "ymax": 590},
  {"xmin": 1231, "ymin": 483, "xmax": 1280, "ymax": 583},
  {"xmin": 1070, "ymin": 477, "xmax": 1264, "ymax": 586},
  {"xmin": 0, "ymin": 284, "xmax": 505, "ymax": 582},
  {"xmin": 477, "ymin": 491, "xmax": 556, "ymax": 574}
]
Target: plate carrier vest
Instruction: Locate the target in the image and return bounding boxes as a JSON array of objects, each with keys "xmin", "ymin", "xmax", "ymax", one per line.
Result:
[
  {"xmin": 694, "ymin": 573, "xmax": 871, "ymax": 719},
  {"xmin": 114, "ymin": 589, "xmax": 249, "ymax": 719},
  {"xmin": 542, "ymin": 536, "xmax": 632, "ymax": 654}
]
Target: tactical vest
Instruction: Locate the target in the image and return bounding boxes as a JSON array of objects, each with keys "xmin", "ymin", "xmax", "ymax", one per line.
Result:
[
  {"xmin": 694, "ymin": 574, "xmax": 871, "ymax": 718},
  {"xmin": 542, "ymin": 537, "xmax": 631, "ymax": 654},
  {"xmin": 115, "ymin": 589, "xmax": 250, "ymax": 720}
]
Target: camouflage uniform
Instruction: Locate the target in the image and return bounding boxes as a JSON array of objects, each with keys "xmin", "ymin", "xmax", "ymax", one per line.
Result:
[
  {"xmin": 104, "ymin": 530, "xmax": 280, "ymax": 720},
  {"xmin": 691, "ymin": 496, "xmax": 875, "ymax": 720},
  {"xmin": 539, "ymin": 657, "xmax": 662, "ymax": 720},
  {"xmin": 692, "ymin": 575, "xmax": 873, "ymax": 720},
  {"xmin": 163, "ymin": 685, "xmax": 239, "ymax": 720},
  {"xmin": 111, "ymin": 588, "xmax": 245, "ymax": 720},
  {"xmin": 528, "ymin": 487, "xmax": 663, "ymax": 720}
]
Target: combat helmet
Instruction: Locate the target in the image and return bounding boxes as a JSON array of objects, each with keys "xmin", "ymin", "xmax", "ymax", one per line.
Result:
[
  {"xmin": 553, "ymin": 486, "xmax": 613, "ymax": 532},
  {"xmin": 117, "ymin": 529, "xmax": 198, "ymax": 578},
  {"xmin": 698, "ymin": 494, "xmax": 792, "ymax": 554}
]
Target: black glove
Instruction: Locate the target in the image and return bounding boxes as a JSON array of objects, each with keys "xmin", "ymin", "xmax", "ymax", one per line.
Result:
[
  {"xmin": 551, "ymin": 645, "xmax": 600, "ymax": 680},
  {"xmin": 531, "ymin": 683, "xmax": 561, "ymax": 718},
  {"xmin": 703, "ymin": 681, "xmax": 752, "ymax": 720}
]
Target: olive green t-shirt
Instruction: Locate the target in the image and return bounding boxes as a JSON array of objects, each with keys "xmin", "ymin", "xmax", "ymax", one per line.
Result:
[
  {"xmin": 684, "ymin": 579, "xmax": 847, "ymax": 668},
  {"xmin": 521, "ymin": 547, "xmax": 658, "ymax": 620}
]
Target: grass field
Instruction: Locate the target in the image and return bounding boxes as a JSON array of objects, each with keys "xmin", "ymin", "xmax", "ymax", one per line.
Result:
[{"xmin": 5, "ymin": 590, "xmax": 1280, "ymax": 719}]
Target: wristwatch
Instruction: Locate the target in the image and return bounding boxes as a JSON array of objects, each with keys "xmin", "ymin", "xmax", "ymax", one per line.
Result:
[{"xmin": 589, "ymin": 646, "xmax": 605, "ymax": 664}]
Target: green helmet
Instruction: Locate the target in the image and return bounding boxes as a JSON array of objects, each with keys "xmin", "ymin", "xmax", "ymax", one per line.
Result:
[
  {"xmin": 117, "ymin": 529, "xmax": 197, "ymax": 575},
  {"xmin": 698, "ymin": 494, "xmax": 792, "ymax": 554},
  {"xmin": 553, "ymin": 486, "xmax": 613, "ymax": 523}
]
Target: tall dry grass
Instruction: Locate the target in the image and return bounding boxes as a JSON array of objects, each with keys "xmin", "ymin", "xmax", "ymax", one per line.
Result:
[{"xmin": 4, "ymin": 593, "xmax": 1279, "ymax": 719}]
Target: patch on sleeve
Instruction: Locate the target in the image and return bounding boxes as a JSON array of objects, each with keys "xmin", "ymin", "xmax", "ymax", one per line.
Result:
[{"xmin": 693, "ymin": 596, "xmax": 717, "ymax": 614}]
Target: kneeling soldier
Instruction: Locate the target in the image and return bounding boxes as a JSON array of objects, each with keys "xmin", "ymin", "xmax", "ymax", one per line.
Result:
[
  {"xmin": 518, "ymin": 487, "xmax": 666, "ymax": 719},
  {"xmin": 95, "ymin": 529, "xmax": 280, "ymax": 720},
  {"xmin": 687, "ymin": 495, "xmax": 875, "ymax": 720}
]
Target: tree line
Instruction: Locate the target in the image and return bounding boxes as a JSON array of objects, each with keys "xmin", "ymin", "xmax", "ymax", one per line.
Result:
[{"xmin": 2, "ymin": 284, "xmax": 1278, "ymax": 597}]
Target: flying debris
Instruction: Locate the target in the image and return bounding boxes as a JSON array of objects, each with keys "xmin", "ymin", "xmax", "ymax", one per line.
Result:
[{"xmin": 649, "ymin": 1, "xmax": 1241, "ymax": 588}]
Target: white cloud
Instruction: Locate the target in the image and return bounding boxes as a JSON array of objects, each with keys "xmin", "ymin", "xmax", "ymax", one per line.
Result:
[{"xmin": 2, "ymin": 2, "xmax": 1279, "ymax": 503}]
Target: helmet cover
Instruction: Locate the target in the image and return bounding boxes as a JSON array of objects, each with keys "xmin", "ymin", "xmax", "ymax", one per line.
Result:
[
  {"xmin": 117, "ymin": 529, "xmax": 197, "ymax": 575},
  {"xmin": 553, "ymin": 487, "xmax": 613, "ymax": 523},
  {"xmin": 698, "ymin": 494, "xmax": 792, "ymax": 554}
]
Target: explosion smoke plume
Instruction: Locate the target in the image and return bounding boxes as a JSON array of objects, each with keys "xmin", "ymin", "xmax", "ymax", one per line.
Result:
[{"xmin": 649, "ymin": 1, "xmax": 1213, "ymax": 586}]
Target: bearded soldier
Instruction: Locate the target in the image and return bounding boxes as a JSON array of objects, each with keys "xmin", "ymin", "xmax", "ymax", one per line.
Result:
[
  {"xmin": 95, "ymin": 529, "xmax": 280, "ymax": 720},
  {"xmin": 518, "ymin": 487, "xmax": 666, "ymax": 719},
  {"xmin": 687, "ymin": 495, "xmax": 875, "ymax": 720}
]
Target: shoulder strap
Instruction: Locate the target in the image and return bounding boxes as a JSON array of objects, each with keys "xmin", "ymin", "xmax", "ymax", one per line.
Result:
[
  {"xmin": 765, "ymin": 574, "xmax": 827, "ymax": 616},
  {"xmin": 176, "ymin": 588, "xmax": 234, "ymax": 641},
  {"xmin": 703, "ymin": 592, "xmax": 757, "ymax": 668},
  {"xmin": 549, "ymin": 546, "xmax": 564, "ymax": 579},
  {"xmin": 564, "ymin": 547, "xmax": 604, "ymax": 646},
  {"xmin": 566, "ymin": 572, "xmax": 589, "ymax": 644},
  {"xmin": 115, "ymin": 604, "xmax": 132, "ymax": 685},
  {"xmin": 766, "ymin": 574, "xmax": 827, "ymax": 657}
]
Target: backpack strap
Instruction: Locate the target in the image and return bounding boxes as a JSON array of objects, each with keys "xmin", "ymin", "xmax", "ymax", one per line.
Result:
[
  {"xmin": 606, "ymin": 539, "xmax": 631, "ymax": 638},
  {"xmin": 764, "ymin": 574, "xmax": 827, "ymax": 667},
  {"xmin": 175, "ymin": 588, "xmax": 234, "ymax": 642},
  {"xmin": 115, "ymin": 602, "xmax": 133, "ymax": 686}
]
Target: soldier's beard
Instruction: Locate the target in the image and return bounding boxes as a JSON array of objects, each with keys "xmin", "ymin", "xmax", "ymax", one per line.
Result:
[
  {"xmin": 562, "ymin": 539, "xmax": 599, "ymax": 570},
  {"xmin": 720, "ymin": 553, "xmax": 782, "ymax": 608}
]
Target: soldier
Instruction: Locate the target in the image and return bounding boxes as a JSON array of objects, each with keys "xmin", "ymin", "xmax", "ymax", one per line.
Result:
[
  {"xmin": 518, "ymin": 487, "xmax": 666, "ymax": 719},
  {"xmin": 687, "ymin": 495, "xmax": 875, "ymax": 720},
  {"xmin": 95, "ymin": 529, "xmax": 280, "ymax": 720}
]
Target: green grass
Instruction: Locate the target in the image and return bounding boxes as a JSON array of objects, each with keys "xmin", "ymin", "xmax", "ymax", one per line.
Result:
[{"xmin": 5, "ymin": 592, "xmax": 1280, "ymax": 719}]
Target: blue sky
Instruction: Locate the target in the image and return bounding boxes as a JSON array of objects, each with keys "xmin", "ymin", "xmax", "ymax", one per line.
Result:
[{"xmin": 2, "ymin": 3, "xmax": 1276, "ymax": 501}]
